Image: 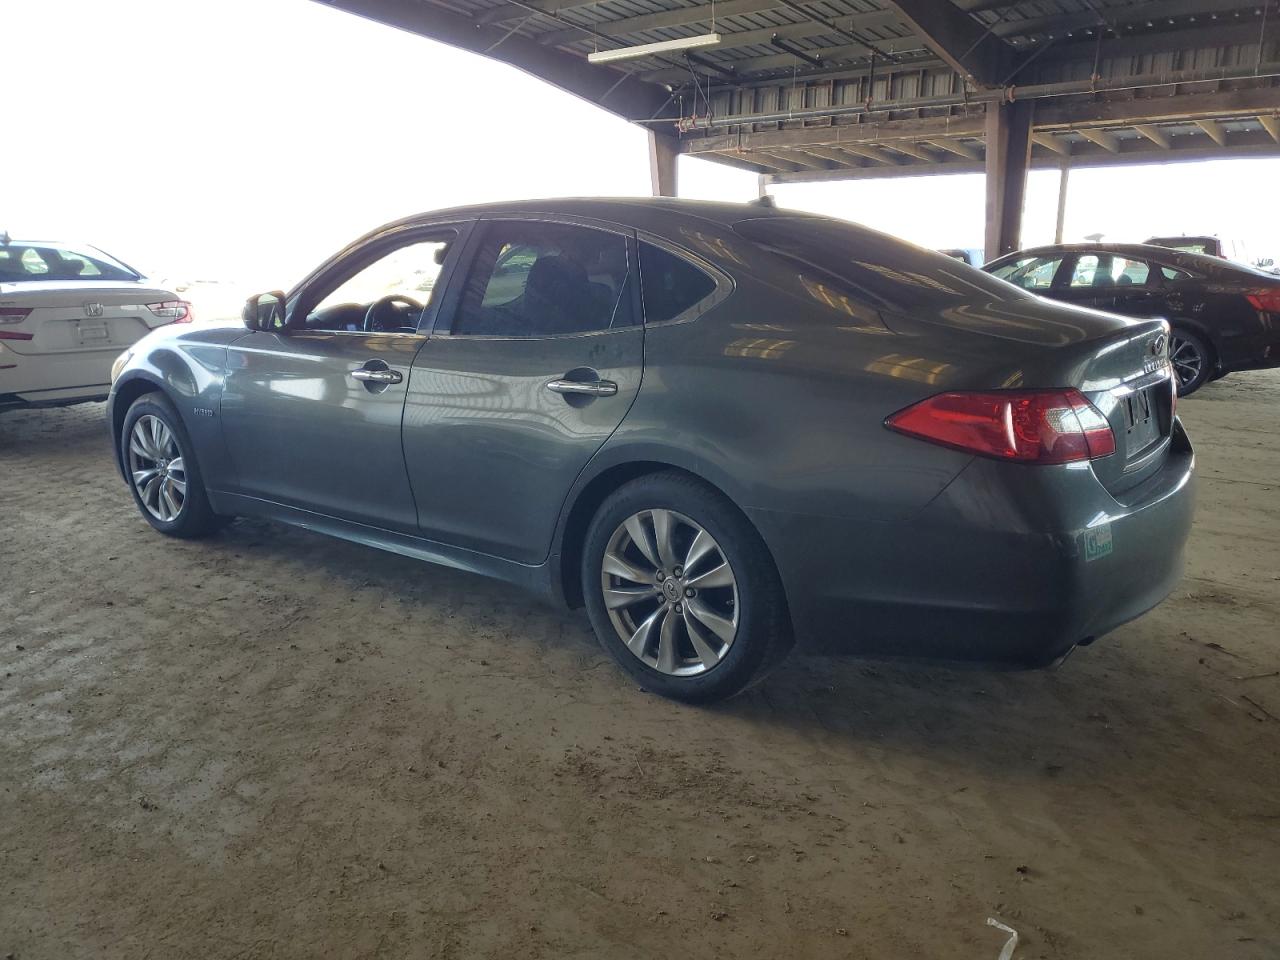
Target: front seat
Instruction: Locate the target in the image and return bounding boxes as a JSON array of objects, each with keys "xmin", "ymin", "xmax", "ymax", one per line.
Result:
[{"xmin": 522, "ymin": 256, "xmax": 596, "ymax": 334}]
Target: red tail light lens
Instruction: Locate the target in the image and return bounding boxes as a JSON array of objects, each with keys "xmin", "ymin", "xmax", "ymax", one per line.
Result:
[
  {"xmin": 886, "ymin": 389, "xmax": 1116, "ymax": 464},
  {"xmin": 0, "ymin": 307, "xmax": 34, "ymax": 340},
  {"xmin": 1245, "ymin": 288, "xmax": 1280, "ymax": 313},
  {"xmin": 146, "ymin": 300, "xmax": 193, "ymax": 323}
]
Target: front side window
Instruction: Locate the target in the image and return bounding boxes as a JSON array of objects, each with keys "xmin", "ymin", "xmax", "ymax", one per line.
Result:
[
  {"xmin": 452, "ymin": 221, "xmax": 631, "ymax": 337},
  {"xmin": 306, "ymin": 236, "xmax": 454, "ymax": 333},
  {"xmin": 639, "ymin": 242, "xmax": 718, "ymax": 323},
  {"xmin": 1069, "ymin": 254, "xmax": 1151, "ymax": 289},
  {"xmin": 991, "ymin": 256, "xmax": 1064, "ymax": 291}
]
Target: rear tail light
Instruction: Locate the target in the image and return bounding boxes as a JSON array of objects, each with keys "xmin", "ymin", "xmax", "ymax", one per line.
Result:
[
  {"xmin": 147, "ymin": 300, "xmax": 193, "ymax": 323},
  {"xmin": 0, "ymin": 307, "xmax": 33, "ymax": 340},
  {"xmin": 886, "ymin": 389, "xmax": 1116, "ymax": 464},
  {"xmin": 1245, "ymin": 288, "xmax": 1280, "ymax": 313}
]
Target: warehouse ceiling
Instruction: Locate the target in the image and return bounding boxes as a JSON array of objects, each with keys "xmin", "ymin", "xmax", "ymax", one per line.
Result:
[{"xmin": 319, "ymin": 0, "xmax": 1280, "ymax": 181}]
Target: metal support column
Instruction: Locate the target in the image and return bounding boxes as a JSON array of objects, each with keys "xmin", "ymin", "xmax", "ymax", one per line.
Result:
[
  {"xmin": 648, "ymin": 131, "xmax": 679, "ymax": 197},
  {"xmin": 1054, "ymin": 162, "xmax": 1071, "ymax": 244},
  {"xmin": 984, "ymin": 100, "xmax": 1034, "ymax": 261}
]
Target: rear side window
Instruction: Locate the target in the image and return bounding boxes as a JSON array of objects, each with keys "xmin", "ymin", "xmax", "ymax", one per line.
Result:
[
  {"xmin": 638, "ymin": 243, "xmax": 718, "ymax": 323},
  {"xmin": 451, "ymin": 221, "xmax": 632, "ymax": 337},
  {"xmin": 1069, "ymin": 254, "xmax": 1151, "ymax": 288}
]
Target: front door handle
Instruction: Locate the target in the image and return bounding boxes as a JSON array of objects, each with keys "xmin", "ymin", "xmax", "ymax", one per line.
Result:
[
  {"xmin": 351, "ymin": 368, "xmax": 403, "ymax": 384},
  {"xmin": 546, "ymin": 378, "xmax": 617, "ymax": 397}
]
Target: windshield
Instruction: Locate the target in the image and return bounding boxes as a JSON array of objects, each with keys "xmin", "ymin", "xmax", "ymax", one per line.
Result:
[
  {"xmin": 733, "ymin": 216, "xmax": 1028, "ymax": 314},
  {"xmin": 0, "ymin": 242, "xmax": 140, "ymax": 282}
]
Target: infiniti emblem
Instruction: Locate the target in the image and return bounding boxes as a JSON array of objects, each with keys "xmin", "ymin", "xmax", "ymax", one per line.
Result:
[
  {"xmin": 83, "ymin": 302, "xmax": 104, "ymax": 317},
  {"xmin": 1151, "ymin": 333, "xmax": 1167, "ymax": 356}
]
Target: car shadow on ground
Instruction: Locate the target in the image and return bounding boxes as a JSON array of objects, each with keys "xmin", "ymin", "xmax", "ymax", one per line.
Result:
[{"xmin": 197, "ymin": 509, "xmax": 1251, "ymax": 793}]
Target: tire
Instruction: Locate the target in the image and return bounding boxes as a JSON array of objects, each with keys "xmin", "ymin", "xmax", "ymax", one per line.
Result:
[
  {"xmin": 1169, "ymin": 328, "xmax": 1213, "ymax": 396},
  {"xmin": 121, "ymin": 393, "xmax": 223, "ymax": 538},
  {"xmin": 582, "ymin": 472, "xmax": 792, "ymax": 704}
]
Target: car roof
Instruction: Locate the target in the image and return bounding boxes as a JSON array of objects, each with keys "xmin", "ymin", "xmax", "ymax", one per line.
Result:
[{"xmin": 377, "ymin": 196, "xmax": 816, "ymax": 234}]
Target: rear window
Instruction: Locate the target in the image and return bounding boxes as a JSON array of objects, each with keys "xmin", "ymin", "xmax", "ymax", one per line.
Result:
[
  {"xmin": 0, "ymin": 243, "xmax": 139, "ymax": 282},
  {"xmin": 733, "ymin": 216, "xmax": 1028, "ymax": 314}
]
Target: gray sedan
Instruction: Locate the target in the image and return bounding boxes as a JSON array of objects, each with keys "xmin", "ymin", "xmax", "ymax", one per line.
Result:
[{"xmin": 107, "ymin": 199, "xmax": 1195, "ymax": 702}]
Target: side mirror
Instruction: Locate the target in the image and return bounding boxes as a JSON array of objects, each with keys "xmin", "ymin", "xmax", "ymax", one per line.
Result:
[{"xmin": 242, "ymin": 291, "xmax": 288, "ymax": 332}]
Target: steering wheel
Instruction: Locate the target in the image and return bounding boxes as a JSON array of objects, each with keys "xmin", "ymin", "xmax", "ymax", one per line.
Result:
[{"xmin": 363, "ymin": 294, "xmax": 424, "ymax": 333}]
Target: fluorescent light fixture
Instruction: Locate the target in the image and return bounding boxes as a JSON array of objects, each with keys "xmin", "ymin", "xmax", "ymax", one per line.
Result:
[{"xmin": 587, "ymin": 33, "xmax": 722, "ymax": 64}]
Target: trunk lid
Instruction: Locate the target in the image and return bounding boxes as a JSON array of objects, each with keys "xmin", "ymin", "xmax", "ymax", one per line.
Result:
[
  {"xmin": 0, "ymin": 280, "xmax": 178, "ymax": 356},
  {"xmin": 880, "ymin": 299, "xmax": 1175, "ymax": 497}
]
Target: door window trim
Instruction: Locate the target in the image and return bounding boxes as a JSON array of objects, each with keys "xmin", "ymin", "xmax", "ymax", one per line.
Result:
[
  {"xmin": 430, "ymin": 214, "xmax": 641, "ymax": 342},
  {"xmin": 286, "ymin": 221, "xmax": 474, "ymax": 338}
]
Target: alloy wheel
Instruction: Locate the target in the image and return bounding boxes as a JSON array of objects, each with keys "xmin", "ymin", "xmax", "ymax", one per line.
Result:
[
  {"xmin": 128, "ymin": 415, "xmax": 187, "ymax": 522},
  {"xmin": 1169, "ymin": 334, "xmax": 1203, "ymax": 390},
  {"xmin": 601, "ymin": 509, "xmax": 739, "ymax": 676}
]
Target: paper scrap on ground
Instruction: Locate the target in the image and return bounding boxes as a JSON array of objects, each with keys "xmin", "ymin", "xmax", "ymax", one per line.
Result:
[{"xmin": 987, "ymin": 917, "xmax": 1018, "ymax": 960}]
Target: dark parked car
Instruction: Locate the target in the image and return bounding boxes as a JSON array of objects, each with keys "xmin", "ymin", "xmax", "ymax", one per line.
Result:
[
  {"xmin": 108, "ymin": 200, "xmax": 1194, "ymax": 702},
  {"xmin": 985, "ymin": 243, "xmax": 1280, "ymax": 395}
]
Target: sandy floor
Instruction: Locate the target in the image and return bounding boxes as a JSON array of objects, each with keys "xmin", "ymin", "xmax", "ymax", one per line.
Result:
[{"xmin": 2, "ymin": 371, "xmax": 1278, "ymax": 960}]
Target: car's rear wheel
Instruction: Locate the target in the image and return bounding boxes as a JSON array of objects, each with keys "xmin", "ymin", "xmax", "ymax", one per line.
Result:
[
  {"xmin": 122, "ymin": 393, "xmax": 223, "ymax": 538},
  {"xmin": 1169, "ymin": 328, "xmax": 1212, "ymax": 396},
  {"xmin": 582, "ymin": 472, "xmax": 792, "ymax": 703}
]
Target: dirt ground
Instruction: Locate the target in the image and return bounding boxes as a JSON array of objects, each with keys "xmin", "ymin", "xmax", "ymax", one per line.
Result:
[{"xmin": 2, "ymin": 372, "xmax": 1278, "ymax": 960}]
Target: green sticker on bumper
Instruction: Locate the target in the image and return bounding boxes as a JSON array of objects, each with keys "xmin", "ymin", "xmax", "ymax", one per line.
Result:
[{"xmin": 1084, "ymin": 524, "xmax": 1113, "ymax": 561}]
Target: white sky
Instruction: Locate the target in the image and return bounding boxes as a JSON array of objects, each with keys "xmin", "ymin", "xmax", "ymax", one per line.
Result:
[{"xmin": 6, "ymin": 0, "xmax": 1279, "ymax": 290}]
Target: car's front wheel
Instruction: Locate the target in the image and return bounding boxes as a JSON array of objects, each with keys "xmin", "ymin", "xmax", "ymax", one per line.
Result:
[
  {"xmin": 122, "ymin": 393, "xmax": 223, "ymax": 538},
  {"xmin": 582, "ymin": 472, "xmax": 792, "ymax": 703},
  {"xmin": 1169, "ymin": 328, "xmax": 1213, "ymax": 396}
]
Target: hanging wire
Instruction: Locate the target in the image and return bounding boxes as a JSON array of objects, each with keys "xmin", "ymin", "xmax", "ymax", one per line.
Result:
[{"xmin": 1258, "ymin": 1, "xmax": 1272, "ymax": 75}]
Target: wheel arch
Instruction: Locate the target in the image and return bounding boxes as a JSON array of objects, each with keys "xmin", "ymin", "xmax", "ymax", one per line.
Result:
[
  {"xmin": 1166, "ymin": 317, "xmax": 1221, "ymax": 369},
  {"xmin": 554, "ymin": 457, "xmax": 787, "ymax": 619},
  {"xmin": 109, "ymin": 374, "xmax": 171, "ymax": 481}
]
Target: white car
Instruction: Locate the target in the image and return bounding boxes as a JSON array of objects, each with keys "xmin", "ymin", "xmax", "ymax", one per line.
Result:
[{"xmin": 1, "ymin": 234, "xmax": 190, "ymax": 411}]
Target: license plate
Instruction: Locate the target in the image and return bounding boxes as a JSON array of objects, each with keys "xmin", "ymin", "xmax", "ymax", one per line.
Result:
[
  {"xmin": 77, "ymin": 320, "xmax": 111, "ymax": 345},
  {"xmin": 1123, "ymin": 387, "xmax": 1158, "ymax": 453}
]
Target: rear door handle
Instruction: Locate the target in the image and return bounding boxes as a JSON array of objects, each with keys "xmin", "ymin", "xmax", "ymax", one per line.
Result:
[
  {"xmin": 545, "ymin": 378, "xmax": 618, "ymax": 397},
  {"xmin": 351, "ymin": 368, "xmax": 402, "ymax": 384}
]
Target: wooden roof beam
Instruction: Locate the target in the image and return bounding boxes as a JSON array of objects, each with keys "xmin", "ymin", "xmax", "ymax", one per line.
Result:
[
  {"xmin": 797, "ymin": 145, "xmax": 882, "ymax": 168},
  {"xmin": 883, "ymin": 0, "xmax": 1009, "ymax": 87},
  {"xmin": 1195, "ymin": 119, "xmax": 1227, "ymax": 146},
  {"xmin": 1031, "ymin": 132, "xmax": 1070, "ymax": 155},
  {"xmin": 833, "ymin": 142, "xmax": 901, "ymax": 165},
  {"xmin": 1077, "ymin": 128, "xmax": 1121, "ymax": 153},
  {"xmin": 883, "ymin": 141, "xmax": 938, "ymax": 162},
  {"xmin": 928, "ymin": 138, "xmax": 981, "ymax": 160},
  {"xmin": 1134, "ymin": 124, "xmax": 1172, "ymax": 149}
]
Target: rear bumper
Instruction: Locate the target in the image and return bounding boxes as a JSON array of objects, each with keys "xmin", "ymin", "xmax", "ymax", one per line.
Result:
[{"xmin": 749, "ymin": 420, "xmax": 1195, "ymax": 667}]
